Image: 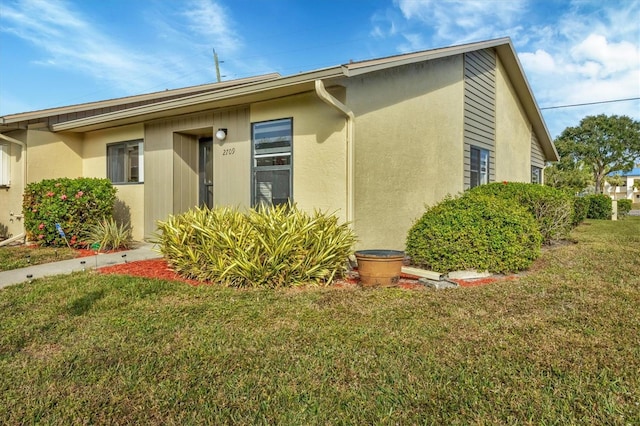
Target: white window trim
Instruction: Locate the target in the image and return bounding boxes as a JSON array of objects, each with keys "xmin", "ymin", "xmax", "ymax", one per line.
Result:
[
  {"xmin": 0, "ymin": 143, "xmax": 10, "ymax": 187},
  {"xmin": 470, "ymin": 146, "xmax": 489, "ymax": 188}
]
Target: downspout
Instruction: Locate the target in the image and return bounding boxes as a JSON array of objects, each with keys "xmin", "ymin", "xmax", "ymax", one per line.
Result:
[
  {"xmin": 0, "ymin": 133, "xmax": 27, "ymax": 246},
  {"xmin": 314, "ymin": 80, "xmax": 355, "ymax": 224}
]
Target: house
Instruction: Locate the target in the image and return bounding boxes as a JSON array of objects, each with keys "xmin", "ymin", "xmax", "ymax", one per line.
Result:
[
  {"xmin": 605, "ymin": 167, "xmax": 640, "ymax": 202},
  {"xmin": 0, "ymin": 37, "xmax": 559, "ymax": 250}
]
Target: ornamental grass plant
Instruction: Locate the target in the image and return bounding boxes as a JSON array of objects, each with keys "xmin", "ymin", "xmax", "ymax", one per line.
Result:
[
  {"xmin": 155, "ymin": 204, "xmax": 356, "ymax": 287},
  {"xmin": 86, "ymin": 218, "xmax": 133, "ymax": 251}
]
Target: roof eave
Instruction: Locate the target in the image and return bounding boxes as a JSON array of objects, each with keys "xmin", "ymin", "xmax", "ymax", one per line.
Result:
[
  {"xmin": 344, "ymin": 38, "xmax": 511, "ymax": 77},
  {"xmin": 0, "ymin": 73, "xmax": 281, "ymax": 125},
  {"xmin": 494, "ymin": 43, "xmax": 559, "ymax": 162},
  {"xmin": 51, "ymin": 67, "xmax": 345, "ymax": 132}
]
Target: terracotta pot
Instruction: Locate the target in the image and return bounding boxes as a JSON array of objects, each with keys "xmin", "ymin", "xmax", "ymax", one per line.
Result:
[{"xmin": 355, "ymin": 250, "xmax": 405, "ymax": 287}]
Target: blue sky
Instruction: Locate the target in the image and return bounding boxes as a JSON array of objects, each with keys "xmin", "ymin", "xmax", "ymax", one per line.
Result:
[{"xmin": 0, "ymin": 0, "xmax": 638, "ymax": 137}]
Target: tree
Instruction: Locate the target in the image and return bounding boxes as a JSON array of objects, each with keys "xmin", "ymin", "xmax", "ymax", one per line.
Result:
[
  {"xmin": 606, "ymin": 174, "xmax": 625, "ymax": 198},
  {"xmin": 544, "ymin": 161, "xmax": 592, "ymax": 193},
  {"xmin": 554, "ymin": 114, "xmax": 640, "ymax": 193}
]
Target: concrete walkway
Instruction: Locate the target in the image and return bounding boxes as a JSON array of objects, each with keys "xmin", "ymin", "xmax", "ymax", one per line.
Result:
[{"xmin": 0, "ymin": 243, "xmax": 163, "ymax": 289}]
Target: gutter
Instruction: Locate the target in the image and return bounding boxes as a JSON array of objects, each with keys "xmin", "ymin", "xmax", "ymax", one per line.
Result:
[
  {"xmin": 0, "ymin": 133, "xmax": 27, "ymax": 245},
  {"xmin": 314, "ymin": 80, "xmax": 355, "ymax": 224}
]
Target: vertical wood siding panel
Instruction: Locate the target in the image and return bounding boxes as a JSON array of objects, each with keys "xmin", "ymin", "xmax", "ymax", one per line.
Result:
[
  {"xmin": 464, "ymin": 49, "xmax": 496, "ymax": 189},
  {"xmin": 531, "ymin": 132, "xmax": 545, "ymax": 168}
]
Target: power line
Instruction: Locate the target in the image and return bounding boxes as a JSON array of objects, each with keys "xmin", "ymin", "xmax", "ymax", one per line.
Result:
[{"xmin": 540, "ymin": 97, "xmax": 640, "ymax": 110}]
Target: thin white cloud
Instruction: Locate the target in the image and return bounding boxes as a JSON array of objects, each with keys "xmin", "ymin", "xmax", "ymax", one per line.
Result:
[
  {"xmin": 0, "ymin": 0, "xmax": 246, "ymax": 101},
  {"xmin": 181, "ymin": 0, "xmax": 241, "ymax": 53},
  {"xmin": 394, "ymin": 0, "xmax": 528, "ymax": 44},
  {"xmin": 380, "ymin": 0, "xmax": 640, "ymax": 136}
]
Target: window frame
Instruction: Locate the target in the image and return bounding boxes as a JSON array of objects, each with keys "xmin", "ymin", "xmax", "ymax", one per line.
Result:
[
  {"xmin": 251, "ymin": 118, "xmax": 293, "ymax": 207},
  {"xmin": 0, "ymin": 143, "xmax": 9, "ymax": 187},
  {"xmin": 106, "ymin": 140, "xmax": 144, "ymax": 184},
  {"xmin": 470, "ymin": 146, "xmax": 489, "ymax": 188},
  {"xmin": 531, "ymin": 166, "xmax": 542, "ymax": 184}
]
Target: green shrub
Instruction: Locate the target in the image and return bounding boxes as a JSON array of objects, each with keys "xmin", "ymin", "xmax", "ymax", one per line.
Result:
[
  {"xmin": 155, "ymin": 204, "xmax": 356, "ymax": 287},
  {"xmin": 585, "ymin": 194, "xmax": 612, "ymax": 220},
  {"xmin": 572, "ymin": 196, "xmax": 590, "ymax": 227},
  {"xmin": 406, "ymin": 194, "xmax": 542, "ymax": 274},
  {"xmin": 617, "ymin": 199, "xmax": 632, "ymax": 218},
  {"xmin": 86, "ymin": 218, "xmax": 133, "ymax": 250},
  {"xmin": 23, "ymin": 178, "xmax": 117, "ymax": 247},
  {"xmin": 468, "ymin": 182, "xmax": 574, "ymax": 243}
]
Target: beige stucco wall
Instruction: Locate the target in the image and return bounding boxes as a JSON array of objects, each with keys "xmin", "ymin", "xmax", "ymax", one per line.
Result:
[
  {"xmin": 83, "ymin": 124, "xmax": 145, "ymax": 240},
  {"xmin": 0, "ymin": 130, "xmax": 27, "ymax": 239},
  {"xmin": 251, "ymin": 91, "xmax": 348, "ymax": 222},
  {"xmin": 26, "ymin": 129, "xmax": 82, "ymax": 183},
  {"xmin": 495, "ymin": 57, "xmax": 532, "ymax": 183},
  {"xmin": 211, "ymin": 108, "xmax": 251, "ymax": 208},
  {"xmin": 1, "ymin": 128, "xmax": 83, "ymax": 241},
  {"xmin": 346, "ymin": 56, "xmax": 466, "ymax": 250},
  {"xmin": 143, "ymin": 109, "xmax": 252, "ymax": 239}
]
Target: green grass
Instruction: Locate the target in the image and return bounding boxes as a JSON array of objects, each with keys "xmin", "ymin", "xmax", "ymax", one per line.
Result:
[
  {"xmin": 1, "ymin": 218, "xmax": 639, "ymax": 424},
  {"xmin": 0, "ymin": 245, "xmax": 78, "ymax": 271}
]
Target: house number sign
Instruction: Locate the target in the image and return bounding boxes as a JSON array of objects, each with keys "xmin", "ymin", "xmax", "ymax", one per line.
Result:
[{"xmin": 222, "ymin": 148, "xmax": 236, "ymax": 156}]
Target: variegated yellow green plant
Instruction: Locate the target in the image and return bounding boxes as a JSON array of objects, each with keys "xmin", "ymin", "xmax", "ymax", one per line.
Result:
[
  {"xmin": 155, "ymin": 204, "xmax": 356, "ymax": 288},
  {"xmin": 86, "ymin": 217, "xmax": 133, "ymax": 251}
]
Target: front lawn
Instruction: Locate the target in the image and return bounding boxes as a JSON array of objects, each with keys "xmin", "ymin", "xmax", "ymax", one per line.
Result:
[
  {"xmin": 1, "ymin": 218, "xmax": 639, "ymax": 424},
  {"xmin": 0, "ymin": 245, "xmax": 78, "ymax": 271}
]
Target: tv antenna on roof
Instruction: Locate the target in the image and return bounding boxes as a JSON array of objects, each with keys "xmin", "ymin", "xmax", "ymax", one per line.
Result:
[{"xmin": 213, "ymin": 48, "xmax": 225, "ymax": 82}]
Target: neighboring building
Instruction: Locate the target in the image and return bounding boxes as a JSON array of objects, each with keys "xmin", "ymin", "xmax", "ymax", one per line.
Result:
[
  {"xmin": 0, "ymin": 37, "xmax": 558, "ymax": 250},
  {"xmin": 605, "ymin": 167, "xmax": 640, "ymax": 202}
]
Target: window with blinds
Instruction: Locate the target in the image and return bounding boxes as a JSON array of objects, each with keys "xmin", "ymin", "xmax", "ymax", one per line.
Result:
[
  {"xmin": 251, "ymin": 118, "xmax": 292, "ymax": 207},
  {"xmin": 106, "ymin": 140, "xmax": 144, "ymax": 184}
]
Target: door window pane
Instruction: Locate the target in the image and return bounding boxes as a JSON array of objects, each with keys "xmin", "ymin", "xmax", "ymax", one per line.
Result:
[{"xmin": 199, "ymin": 137, "xmax": 214, "ymax": 208}]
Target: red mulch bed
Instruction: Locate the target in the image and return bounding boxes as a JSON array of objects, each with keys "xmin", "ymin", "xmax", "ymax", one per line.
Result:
[
  {"xmin": 99, "ymin": 258, "xmax": 202, "ymax": 286},
  {"xmin": 98, "ymin": 259, "xmax": 514, "ymax": 289}
]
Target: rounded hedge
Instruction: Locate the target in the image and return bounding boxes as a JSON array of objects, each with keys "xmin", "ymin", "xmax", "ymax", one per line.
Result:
[
  {"xmin": 572, "ymin": 196, "xmax": 590, "ymax": 227},
  {"xmin": 406, "ymin": 194, "xmax": 542, "ymax": 274},
  {"xmin": 468, "ymin": 182, "xmax": 574, "ymax": 243},
  {"xmin": 617, "ymin": 199, "xmax": 632, "ymax": 218},
  {"xmin": 585, "ymin": 194, "xmax": 612, "ymax": 219},
  {"xmin": 23, "ymin": 177, "xmax": 117, "ymax": 247}
]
